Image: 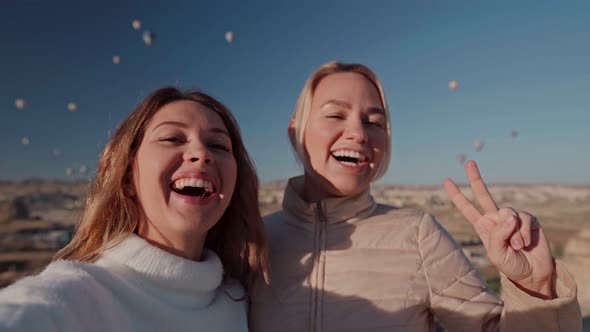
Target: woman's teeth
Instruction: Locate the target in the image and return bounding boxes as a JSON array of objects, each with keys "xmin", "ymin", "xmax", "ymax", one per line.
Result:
[
  {"xmin": 340, "ymin": 161, "xmax": 361, "ymax": 167},
  {"xmin": 172, "ymin": 178, "xmax": 214, "ymax": 193},
  {"xmin": 332, "ymin": 150, "xmax": 367, "ymax": 161},
  {"xmin": 331, "ymin": 150, "xmax": 367, "ymax": 166}
]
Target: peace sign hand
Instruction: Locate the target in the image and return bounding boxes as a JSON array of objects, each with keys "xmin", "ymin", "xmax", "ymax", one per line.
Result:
[{"xmin": 444, "ymin": 161, "xmax": 555, "ymax": 299}]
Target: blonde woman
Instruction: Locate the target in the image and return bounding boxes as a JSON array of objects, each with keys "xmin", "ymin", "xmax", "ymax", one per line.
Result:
[
  {"xmin": 0, "ymin": 87, "xmax": 267, "ymax": 331},
  {"xmin": 250, "ymin": 62, "xmax": 581, "ymax": 331}
]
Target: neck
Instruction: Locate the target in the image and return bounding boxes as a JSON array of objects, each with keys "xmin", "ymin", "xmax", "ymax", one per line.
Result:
[{"xmin": 137, "ymin": 222, "xmax": 207, "ymax": 261}]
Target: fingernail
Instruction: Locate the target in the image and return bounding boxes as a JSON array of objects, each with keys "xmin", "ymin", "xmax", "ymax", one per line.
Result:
[{"xmin": 511, "ymin": 238, "xmax": 523, "ymax": 250}]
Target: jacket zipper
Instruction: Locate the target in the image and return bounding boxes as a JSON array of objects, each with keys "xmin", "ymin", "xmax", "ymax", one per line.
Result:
[{"xmin": 310, "ymin": 202, "xmax": 327, "ymax": 332}]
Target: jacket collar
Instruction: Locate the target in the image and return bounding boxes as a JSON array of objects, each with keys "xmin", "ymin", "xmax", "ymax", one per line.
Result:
[{"xmin": 282, "ymin": 176, "xmax": 377, "ymax": 225}]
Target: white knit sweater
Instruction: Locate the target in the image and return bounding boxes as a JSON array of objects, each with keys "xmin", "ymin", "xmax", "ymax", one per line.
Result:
[{"xmin": 0, "ymin": 235, "xmax": 248, "ymax": 332}]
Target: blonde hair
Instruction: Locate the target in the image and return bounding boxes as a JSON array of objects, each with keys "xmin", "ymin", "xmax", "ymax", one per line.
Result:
[
  {"xmin": 55, "ymin": 87, "xmax": 268, "ymax": 288},
  {"xmin": 290, "ymin": 61, "xmax": 391, "ymax": 180}
]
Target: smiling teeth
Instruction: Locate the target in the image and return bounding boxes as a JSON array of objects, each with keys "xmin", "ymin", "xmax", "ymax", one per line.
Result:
[
  {"xmin": 340, "ymin": 161, "xmax": 361, "ymax": 167},
  {"xmin": 332, "ymin": 150, "xmax": 367, "ymax": 161},
  {"xmin": 172, "ymin": 178, "xmax": 214, "ymax": 192}
]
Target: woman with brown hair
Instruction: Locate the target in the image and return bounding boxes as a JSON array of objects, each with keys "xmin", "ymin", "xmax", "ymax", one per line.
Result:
[
  {"xmin": 249, "ymin": 61, "xmax": 581, "ymax": 331},
  {"xmin": 0, "ymin": 87, "xmax": 267, "ymax": 331}
]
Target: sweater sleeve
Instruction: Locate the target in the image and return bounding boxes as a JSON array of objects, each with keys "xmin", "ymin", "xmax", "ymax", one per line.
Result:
[
  {"xmin": 0, "ymin": 261, "xmax": 98, "ymax": 332},
  {"xmin": 499, "ymin": 262, "xmax": 581, "ymax": 331},
  {"xmin": 418, "ymin": 212, "xmax": 582, "ymax": 332},
  {"xmin": 0, "ymin": 277, "xmax": 62, "ymax": 332}
]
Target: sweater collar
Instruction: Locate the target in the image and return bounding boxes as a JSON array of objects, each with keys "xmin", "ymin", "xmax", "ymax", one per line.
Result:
[
  {"xmin": 99, "ymin": 234, "xmax": 223, "ymax": 295},
  {"xmin": 282, "ymin": 176, "xmax": 377, "ymax": 225}
]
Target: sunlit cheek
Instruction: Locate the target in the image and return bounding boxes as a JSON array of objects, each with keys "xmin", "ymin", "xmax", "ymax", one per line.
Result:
[{"xmin": 305, "ymin": 145, "xmax": 326, "ymax": 171}]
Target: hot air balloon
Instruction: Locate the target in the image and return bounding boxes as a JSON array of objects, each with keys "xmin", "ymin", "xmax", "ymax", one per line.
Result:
[
  {"xmin": 52, "ymin": 148, "xmax": 62, "ymax": 157},
  {"xmin": 79, "ymin": 164, "xmax": 88, "ymax": 174},
  {"xmin": 112, "ymin": 55, "xmax": 121, "ymax": 64},
  {"xmin": 15, "ymin": 98, "xmax": 25, "ymax": 110},
  {"xmin": 21, "ymin": 137, "xmax": 30, "ymax": 145},
  {"xmin": 511, "ymin": 130, "xmax": 518, "ymax": 138},
  {"xmin": 67, "ymin": 102, "xmax": 77, "ymax": 112},
  {"xmin": 456, "ymin": 154, "xmax": 466, "ymax": 164},
  {"xmin": 142, "ymin": 31, "xmax": 155, "ymax": 45},
  {"xmin": 473, "ymin": 139, "xmax": 484, "ymax": 152},
  {"xmin": 132, "ymin": 19, "xmax": 142, "ymax": 31},
  {"xmin": 225, "ymin": 31, "xmax": 234, "ymax": 44},
  {"xmin": 448, "ymin": 80, "xmax": 459, "ymax": 91},
  {"xmin": 65, "ymin": 167, "xmax": 74, "ymax": 177}
]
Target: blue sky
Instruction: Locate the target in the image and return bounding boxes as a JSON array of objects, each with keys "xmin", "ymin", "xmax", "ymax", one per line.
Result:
[{"xmin": 1, "ymin": 0, "xmax": 589, "ymax": 184}]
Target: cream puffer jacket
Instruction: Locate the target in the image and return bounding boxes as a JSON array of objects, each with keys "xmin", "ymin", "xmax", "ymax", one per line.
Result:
[{"xmin": 250, "ymin": 176, "xmax": 581, "ymax": 332}]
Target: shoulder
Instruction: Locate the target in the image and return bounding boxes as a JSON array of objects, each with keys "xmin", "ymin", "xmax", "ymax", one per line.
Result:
[
  {"xmin": 369, "ymin": 205, "xmax": 450, "ymax": 237},
  {"xmin": 0, "ymin": 260, "xmax": 105, "ymax": 330},
  {"xmin": 1, "ymin": 260, "xmax": 102, "ymax": 302},
  {"xmin": 353, "ymin": 206, "xmax": 459, "ymax": 249},
  {"xmin": 373, "ymin": 204, "xmax": 424, "ymax": 220},
  {"xmin": 360, "ymin": 204, "xmax": 427, "ymax": 230}
]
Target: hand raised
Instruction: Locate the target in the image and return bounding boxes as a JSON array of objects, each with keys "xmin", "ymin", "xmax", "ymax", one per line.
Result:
[{"xmin": 443, "ymin": 160, "xmax": 555, "ymax": 298}]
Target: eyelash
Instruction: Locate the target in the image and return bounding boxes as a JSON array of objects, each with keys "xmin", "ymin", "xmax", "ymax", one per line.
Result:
[
  {"xmin": 162, "ymin": 139, "xmax": 231, "ymax": 153},
  {"xmin": 366, "ymin": 120, "xmax": 384, "ymax": 129},
  {"xmin": 161, "ymin": 136, "xmax": 183, "ymax": 143},
  {"xmin": 327, "ymin": 114, "xmax": 344, "ymax": 120},
  {"xmin": 210, "ymin": 143, "xmax": 231, "ymax": 152},
  {"xmin": 327, "ymin": 115, "xmax": 384, "ymax": 129}
]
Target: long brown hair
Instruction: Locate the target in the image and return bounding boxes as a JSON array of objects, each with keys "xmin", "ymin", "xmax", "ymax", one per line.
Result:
[{"xmin": 55, "ymin": 87, "xmax": 268, "ymax": 288}]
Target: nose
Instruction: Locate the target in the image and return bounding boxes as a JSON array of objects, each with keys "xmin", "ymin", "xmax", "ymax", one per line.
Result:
[
  {"xmin": 344, "ymin": 118, "xmax": 368, "ymax": 143},
  {"xmin": 184, "ymin": 145, "xmax": 212, "ymax": 164}
]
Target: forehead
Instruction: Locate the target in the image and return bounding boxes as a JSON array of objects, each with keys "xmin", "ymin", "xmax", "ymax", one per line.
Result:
[
  {"xmin": 148, "ymin": 100, "xmax": 227, "ymax": 131},
  {"xmin": 312, "ymin": 72, "xmax": 382, "ymax": 107}
]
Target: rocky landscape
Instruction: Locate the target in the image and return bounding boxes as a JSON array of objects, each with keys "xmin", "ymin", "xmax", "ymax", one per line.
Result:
[{"xmin": 1, "ymin": 179, "xmax": 589, "ymax": 326}]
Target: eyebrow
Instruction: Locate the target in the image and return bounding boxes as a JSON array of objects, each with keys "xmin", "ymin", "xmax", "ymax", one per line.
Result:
[
  {"xmin": 320, "ymin": 99, "xmax": 385, "ymax": 116},
  {"xmin": 152, "ymin": 121, "xmax": 231, "ymax": 138}
]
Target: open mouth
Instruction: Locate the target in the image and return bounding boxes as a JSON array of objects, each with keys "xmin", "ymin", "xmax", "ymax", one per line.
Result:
[
  {"xmin": 170, "ymin": 178, "xmax": 216, "ymax": 198},
  {"xmin": 331, "ymin": 150, "xmax": 368, "ymax": 167}
]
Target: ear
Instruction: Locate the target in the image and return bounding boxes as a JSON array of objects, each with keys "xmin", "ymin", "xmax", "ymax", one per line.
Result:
[{"xmin": 288, "ymin": 119, "xmax": 297, "ymax": 148}]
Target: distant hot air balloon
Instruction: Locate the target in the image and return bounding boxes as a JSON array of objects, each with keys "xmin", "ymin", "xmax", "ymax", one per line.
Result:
[
  {"xmin": 448, "ymin": 80, "xmax": 459, "ymax": 91},
  {"xmin": 79, "ymin": 164, "xmax": 88, "ymax": 174},
  {"xmin": 225, "ymin": 31, "xmax": 234, "ymax": 44},
  {"xmin": 65, "ymin": 167, "xmax": 74, "ymax": 177},
  {"xmin": 15, "ymin": 98, "xmax": 26, "ymax": 110},
  {"xmin": 142, "ymin": 31, "xmax": 155, "ymax": 45},
  {"xmin": 21, "ymin": 137, "xmax": 30, "ymax": 145},
  {"xmin": 511, "ymin": 130, "xmax": 518, "ymax": 138},
  {"xmin": 112, "ymin": 55, "xmax": 121, "ymax": 64},
  {"xmin": 67, "ymin": 102, "xmax": 77, "ymax": 112},
  {"xmin": 52, "ymin": 148, "xmax": 62, "ymax": 157},
  {"xmin": 132, "ymin": 19, "xmax": 142, "ymax": 31},
  {"xmin": 473, "ymin": 139, "xmax": 484, "ymax": 152},
  {"xmin": 456, "ymin": 154, "xmax": 466, "ymax": 164}
]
